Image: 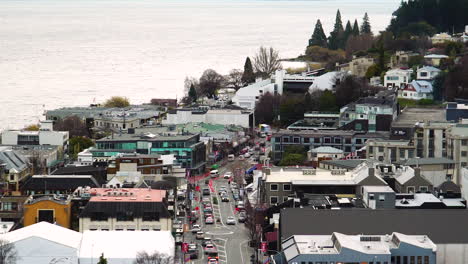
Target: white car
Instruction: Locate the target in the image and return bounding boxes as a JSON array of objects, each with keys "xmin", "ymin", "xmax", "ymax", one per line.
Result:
[
  {"xmin": 244, "ymin": 153, "xmax": 251, "ymax": 158},
  {"xmin": 223, "ymin": 172, "xmax": 232, "ymax": 179},
  {"xmin": 226, "ymin": 216, "xmax": 236, "ymax": 225}
]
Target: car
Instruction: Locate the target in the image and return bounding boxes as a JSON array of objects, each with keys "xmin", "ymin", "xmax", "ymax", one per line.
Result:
[
  {"xmin": 238, "ymin": 212, "xmax": 247, "ymax": 223},
  {"xmin": 238, "ymin": 155, "xmax": 244, "ymax": 160},
  {"xmin": 232, "ymin": 193, "xmax": 239, "ymax": 201},
  {"xmin": 207, "ymin": 258, "xmax": 219, "ymax": 264},
  {"xmin": 205, "ymin": 216, "xmax": 214, "ymax": 224},
  {"xmin": 236, "ymin": 201, "xmax": 245, "ymax": 209},
  {"xmin": 226, "ymin": 216, "xmax": 236, "ymax": 225},
  {"xmin": 221, "ymin": 196, "xmax": 229, "ymax": 202},
  {"xmin": 196, "ymin": 231, "xmax": 205, "ymax": 239},
  {"xmin": 244, "ymin": 153, "xmax": 251, "ymax": 158},
  {"xmin": 191, "ymin": 224, "xmax": 201, "ymax": 233},
  {"xmin": 223, "ymin": 172, "xmax": 232, "ymax": 179},
  {"xmin": 204, "ymin": 243, "xmax": 217, "ymax": 254},
  {"xmin": 202, "ymin": 237, "xmax": 212, "ymax": 247},
  {"xmin": 203, "ymin": 207, "xmax": 213, "ymax": 213},
  {"xmin": 202, "ymin": 197, "xmax": 211, "ymax": 203},
  {"xmin": 204, "ymin": 212, "xmax": 213, "ymax": 219},
  {"xmin": 188, "ymin": 243, "xmax": 199, "ymax": 259},
  {"xmin": 210, "ymin": 170, "xmax": 219, "ymax": 178},
  {"xmin": 202, "ymin": 188, "xmax": 210, "ymax": 196}
]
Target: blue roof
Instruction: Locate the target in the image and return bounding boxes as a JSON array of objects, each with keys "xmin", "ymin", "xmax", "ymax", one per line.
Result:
[
  {"xmin": 418, "ymin": 66, "xmax": 440, "ymax": 72},
  {"xmin": 410, "ymin": 80, "xmax": 433, "ymax": 93}
]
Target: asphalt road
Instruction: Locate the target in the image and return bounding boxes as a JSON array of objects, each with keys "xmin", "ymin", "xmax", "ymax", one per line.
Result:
[{"xmin": 183, "ymin": 159, "xmax": 254, "ymax": 264}]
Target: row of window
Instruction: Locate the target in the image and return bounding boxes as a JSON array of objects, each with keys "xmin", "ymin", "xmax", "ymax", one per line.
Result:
[
  {"xmin": 269, "ymin": 183, "xmax": 291, "ymax": 192},
  {"xmin": 295, "ymin": 256, "xmax": 430, "ymax": 264},
  {"xmin": 90, "ymin": 212, "xmax": 160, "ymax": 222},
  {"xmin": 269, "ymin": 196, "xmax": 290, "ymax": 204},
  {"xmin": 275, "ymin": 137, "xmax": 368, "ymax": 145},
  {"xmin": 89, "ymin": 228, "xmax": 161, "ymax": 231}
]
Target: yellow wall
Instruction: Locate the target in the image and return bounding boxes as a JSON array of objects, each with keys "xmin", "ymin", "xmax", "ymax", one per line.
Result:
[{"xmin": 23, "ymin": 200, "xmax": 71, "ymax": 229}]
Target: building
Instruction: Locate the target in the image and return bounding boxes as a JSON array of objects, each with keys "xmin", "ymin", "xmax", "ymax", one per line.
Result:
[
  {"xmin": 395, "ymin": 193, "xmax": 466, "ymax": 209},
  {"xmin": 336, "ymin": 56, "xmax": 375, "ymax": 77},
  {"xmin": 0, "ymin": 146, "xmax": 31, "ymax": 192},
  {"xmin": 431, "ymin": 32, "xmax": 454, "ymax": 44},
  {"xmin": 339, "ymin": 91, "xmax": 398, "ymax": 132},
  {"xmin": 398, "ymin": 80, "xmax": 433, "ymax": 100},
  {"xmin": 318, "ymin": 159, "xmax": 365, "ymax": 171},
  {"xmin": 362, "ymin": 185, "xmax": 396, "ymax": 209},
  {"xmin": 23, "ymin": 195, "xmax": 72, "ymax": 228},
  {"xmin": 270, "ymin": 129, "xmax": 389, "ymax": 162},
  {"xmin": 260, "ymin": 165, "xmax": 387, "ymax": 206},
  {"xmin": 0, "ymin": 195, "xmax": 29, "ymax": 226},
  {"xmin": 417, "ymin": 66, "xmax": 441, "ymax": 80},
  {"xmin": 424, "ymin": 54, "xmax": 449, "ymax": 67},
  {"xmin": 390, "ymin": 107, "xmax": 447, "ymax": 141},
  {"xmin": 384, "ymin": 68, "xmax": 413, "ymax": 89},
  {"xmin": 21, "ymin": 175, "xmax": 100, "ymax": 195},
  {"xmin": 308, "ymin": 71, "xmax": 344, "ymax": 91},
  {"xmin": 274, "ymin": 232, "xmax": 436, "ymax": 264},
  {"xmin": 107, "ymin": 153, "xmax": 171, "ymax": 178},
  {"xmin": 394, "ymin": 167, "xmax": 433, "ymax": 193},
  {"xmin": 78, "ymin": 230, "xmax": 175, "ymax": 264},
  {"xmin": 446, "ymin": 122, "xmax": 468, "ymax": 183},
  {"xmin": 0, "ymin": 222, "xmax": 82, "ymax": 264},
  {"xmin": 389, "ymin": 51, "xmax": 420, "ymax": 68},
  {"xmin": 366, "ymin": 139, "xmax": 416, "ymax": 163},
  {"xmin": 307, "ymin": 146, "xmax": 344, "ymax": 166},
  {"xmin": 52, "ymin": 165, "xmax": 108, "ymax": 185},
  {"xmin": 150, "ymin": 98, "xmax": 177, "ymax": 108},
  {"xmin": 279, "ymin": 208, "xmax": 468, "ymax": 264},
  {"xmin": 162, "ymin": 108, "xmax": 253, "ymax": 128},
  {"xmin": 93, "ymin": 132, "xmax": 206, "ymax": 173},
  {"xmin": 398, "ymin": 158, "xmax": 455, "ymax": 186},
  {"xmin": 1, "ymin": 121, "xmax": 69, "ymax": 151},
  {"xmin": 446, "ymin": 102, "xmax": 468, "ymax": 122},
  {"xmin": 287, "ymin": 112, "xmax": 340, "ymax": 130},
  {"xmin": 79, "ymin": 188, "xmax": 171, "ymax": 232}
]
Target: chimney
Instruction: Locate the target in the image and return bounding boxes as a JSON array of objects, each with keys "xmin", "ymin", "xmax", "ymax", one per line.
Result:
[
  {"xmin": 368, "ymin": 167, "xmax": 375, "ymax": 178},
  {"xmin": 414, "ymin": 167, "xmax": 421, "ymax": 178}
]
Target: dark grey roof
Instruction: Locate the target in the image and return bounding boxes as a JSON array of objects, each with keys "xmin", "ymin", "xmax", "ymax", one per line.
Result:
[
  {"xmin": 280, "ymin": 208, "xmax": 468, "ymax": 244},
  {"xmin": 21, "ymin": 175, "xmax": 99, "ymax": 192},
  {"xmin": 402, "ymin": 157, "xmax": 455, "ymax": 166},
  {"xmin": 0, "ymin": 147, "xmax": 29, "ymax": 172},
  {"xmin": 320, "ymin": 159, "xmax": 365, "ymax": 169},
  {"xmin": 437, "ymin": 181, "xmax": 461, "ymax": 193},
  {"xmin": 80, "ymin": 201, "xmax": 171, "ymax": 218}
]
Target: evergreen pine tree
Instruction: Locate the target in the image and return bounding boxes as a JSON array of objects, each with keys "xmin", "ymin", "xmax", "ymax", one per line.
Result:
[
  {"xmin": 308, "ymin": 19, "xmax": 328, "ymax": 48},
  {"xmin": 361, "ymin": 12, "xmax": 372, "ymax": 35},
  {"xmin": 241, "ymin": 57, "xmax": 255, "ymax": 85},
  {"xmin": 328, "ymin": 9, "xmax": 345, "ymax": 50},
  {"xmin": 188, "ymin": 83, "xmax": 197, "ymax": 103},
  {"xmin": 352, "ymin": 19, "xmax": 360, "ymax": 36},
  {"xmin": 343, "ymin": 20, "xmax": 353, "ymax": 46},
  {"xmin": 97, "ymin": 253, "xmax": 108, "ymax": 264}
]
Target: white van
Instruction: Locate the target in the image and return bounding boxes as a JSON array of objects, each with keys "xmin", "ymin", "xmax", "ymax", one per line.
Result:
[
  {"xmin": 210, "ymin": 170, "xmax": 219, "ymax": 178},
  {"xmin": 228, "ymin": 154, "xmax": 235, "ymax": 161}
]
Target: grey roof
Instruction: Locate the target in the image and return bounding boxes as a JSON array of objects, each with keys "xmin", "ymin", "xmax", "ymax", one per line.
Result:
[
  {"xmin": 437, "ymin": 181, "xmax": 461, "ymax": 193},
  {"xmin": 320, "ymin": 159, "xmax": 365, "ymax": 169},
  {"xmin": 96, "ymin": 132, "xmax": 199, "ymax": 142},
  {"xmin": 402, "ymin": 157, "xmax": 455, "ymax": 166},
  {"xmin": 280, "ymin": 208, "xmax": 468, "ymax": 244},
  {"xmin": 392, "ymin": 108, "xmax": 446, "ymax": 127},
  {"xmin": 0, "ymin": 146, "xmax": 29, "ymax": 172},
  {"xmin": 310, "ymin": 146, "xmax": 343, "ymax": 154}
]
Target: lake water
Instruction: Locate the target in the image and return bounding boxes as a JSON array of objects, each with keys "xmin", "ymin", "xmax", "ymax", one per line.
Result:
[{"xmin": 0, "ymin": 0, "xmax": 400, "ymax": 130}]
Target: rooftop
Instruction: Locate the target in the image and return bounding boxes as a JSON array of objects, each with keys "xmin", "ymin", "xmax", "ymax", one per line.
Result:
[
  {"xmin": 395, "ymin": 193, "xmax": 466, "ymax": 208},
  {"xmin": 320, "ymin": 159, "xmax": 365, "ymax": 169},
  {"xmin": 86, "ymin": 188, "xmax": 166, "ymax": 202},
  {"xmin": 392, "ymin": 108, "xmax": 446, "ymax": 127},
  {"xmin": 363, "ymin": 185, "xmax": 395, "ymax": 193},
  {"xmin": 401, "ymin": 157, "xmax": 455, "ymax": 166},
  {"xmin": 309, "ymin": 146, "xmax": 343, "ymax": 154}
]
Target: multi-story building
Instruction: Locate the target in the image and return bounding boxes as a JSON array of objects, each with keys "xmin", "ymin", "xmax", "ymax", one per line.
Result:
[
  {"xmin": 390, "ymin": 107, "xmax": 447, "ymax": 141},
  {"xmin": 0, "ymin": 195, "xmax": 29, "ymax": 226},
  {"xmin": 21, "ymin": 175, "xmax": 100, "ymax": 195},
  {"xmin": 274, "ymin": 232, "xmax": 437, "ymax": 264},
  {"xmin": 339, "ymin": 91, "xmax": 398, "ymax": 132},
  {"xmin": 163, "ymin": 108, "xmax": 253, "ymax": 128},
  {"xmin": 23, "ymin": 195, "xmax": 72, "ymax": 228},
  {"xmin": 79, "ymin": 188, "xmax": 171, "ymax": 232},
  {"xmin": 412, "ymin": 121, "xmax": 451, "ymax": 159},
  {"xmin": 270, "ymin": 129, "xmax": 389, "ymax": 162},
  {"xmin": 366, "ymin": 139, "xmax": 416, "ymax": 163},
  {"xmin": 336, "ymin": 56, "xmax": 375, "ymax": 77},
  {"xmin": 0, "ymin": 146, "xmax": 31, "ymax": 192},
  {"xmin": 446, "ymin": 122, "xmax": 468, "ymax": 183},
  {"xmin": 107, "ymin": 153, "xmax": 171, "ymax": 176},
  {"xmin": 447, "ymin": 102, "xmax": 468, "ymax": 122},
  {"xmin": 398, "ymin": 158, "xmax": 455, "ymax": 186},
  {"xmin": 93, "ymin": 132, "xmax": 206, "ymax": 174},
  {"xmin": 384, "ymin": 68, "xmax": 413, "ymax": 89},
  {"xmin": 417, "ymin": 66, "xmax": 441, "ymax": 80}
]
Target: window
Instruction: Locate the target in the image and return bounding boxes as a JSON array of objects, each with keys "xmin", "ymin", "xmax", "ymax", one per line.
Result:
[
  {"xmin": 275, "ymin": 137, "xmax": 281, "ymax": 143},
  {"xmin": 283, "ymin": 184, "xmax": 291, "ymax": 191},
  {"xmin": 462, "ymin": 162, "xmax": 467, "ymax": 167},
  {"xmin": 403, "ymin": 256, "xmax": 408, "ymax": 264},
  {"xmin": 324, "ymin": 138, "xmax": 331, "ymax": 143},
  {"xmin": 293, "ymin": 137, "xmax": 300, "ymax": 143},
  {"xmin": 274, "ymin": 145, "xmax": 281, "ymax": 151},
  {"xmin": 9, "ymin": 175, "xmax": 14, "ymax": 181},
  {"xmin": 116, "ymin": 212, "xmax": 134, "ymax": 221},
  {"xmin": 90, "ymin": 212, "xmax": 108, "ymax": 222},
  {"xmin": 369, "ymin": 194, "xmax": 375, "ymax": 200},
  {"xmin": 410, "ymin": 256, "xmax": 415, "ymax": 264},
  {"xmin": 407, "ymin": 186, "xmax": 415, "ymax": 193},
  {"xmin": 408, "ymin": 149, "xmax": 414, "ymax": 158},
  {"xmin": 142, "ymin": 212, "xmax": 160, "ymax": 221},
  {"xmin": 150, "ymin": 169, "xmax": 156, "ymax": 174},
  {"xmin": 397, "ymin": 256, "xmax": 401, "ymax": 264},
  {"xmin": 304, "ymin": 138, "xmax": 310, "ymax": 143},
  {"xmin": 378, "ymin": 146, "xmax": 384, "ymax": 152},
  {"xmin": 368, "ymin": 146, "xmax": 374, "ymax": 154},
  {"xmin": 345, "ymin": 138, "xmax": 351, "ymax": 144},
  {"xmin": 420, "ymin": 72, "xmax": 428, "ymax": 77},
  {"xmin": 462, "ymin": 139, "xmax": 468, "ymax": 146},
  {"xmin": 462, "ymin": 151, "xmax": 467, "ymax": 157},
  {"xmin": 314, "ymin": 138, "xmax": 320, "ymax": 143},
  {"xmin": 270, "ymin": 196, "xmax": 278, "ymax": 204},
  {"xmin": 399, "ymin": 149, "xmax": 405, "ymax": 159},
  {"xmin": 424, "ymin": 256, "xmax": 429, "ymax": 264},
  {"xmin": 379, "ymin": 195, "xmax": 385, "ymax": 201},
  {"xmin": 283, "ymin": 137, "xmax": 290, "ymax": 143},
  {"xmin": 419, "ymin": 186, "xmax": 428, "ymax": 193},
  {"xmin": 334, "ymin": 138, "xmax": 341, "ymax": 144},
  {"xmin": 283, "ymin": 197, "xmax": 289, "ymax": 202},
  {"xmin": 270, "ymin": 184, "xmax": 278, "ymax": 191},
  {"xmin": 417, "ymin": 256, "xmax": 422, "ymax": 264}
]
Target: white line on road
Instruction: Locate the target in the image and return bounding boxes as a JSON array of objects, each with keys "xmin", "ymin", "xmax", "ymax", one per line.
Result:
[{"xmin": 239, "ymin": 239, "xmax": 250, "ymax": 264}]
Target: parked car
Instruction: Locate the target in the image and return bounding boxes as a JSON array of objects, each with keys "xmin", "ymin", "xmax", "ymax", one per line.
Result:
[
  {"xmin": 188, "ymin": 243, "xmax": 199, "ymax": 259},
  {"xmin": 228, "ymin": 154, "xmax": 235, "ymax": 161},
  {"xmin": 207, "ymin": 258, "xmax": 219, "ymax": 264},
  {"xmin": 202, "ymin": 188, "xmax": 210, "ymax": 196},
  {"xmin": 244, "ymin": 153, "xmax": 251, "ymax": 158},
  {"xmin": 196, "ymin": 231, "xmax": 205, "ymax": 240},
  {"xmin": 221, "ymin": 196, "xmax": 230, "ymax": 202},
  {"xmin": 223, "ymin": 172, "xmax": 232, "ymax": 179},
  {"xmin": 238, "ymin": 212, "xmax": 247, "ymax": 223},
  {"xmin": 226, "ymin": 216, "xmax": 236, "ymax": 225},
  {"xmin": 205, "ymin": 216, "xmax": 214, "ymax": 224}
]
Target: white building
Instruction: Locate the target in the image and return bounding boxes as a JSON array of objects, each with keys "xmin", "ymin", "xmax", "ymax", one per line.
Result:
[
  {"xmin": 398, "ymin": 80, "xmax": 434, "ymax": 100},
  {"xmin": 76, "ymin": 148, "xmax": 93, "ymax": 166},
  {"xmin": 431, "ymin": 32, "xmax": 454, "ymax": 44},
  {"xmin": 384, "ymin": 68, "xmax": 413, "ymax": 89},
  {"xmin": 308, "ymin": 71, "xmax": 344, "ymax": 91},
  {"xmin": 232, "ymin": 71, "xmax": 285, "ymax": 109},
  {"xmin": 307, "ymin": 146, "xmax": 344, "ymax": 162},
  {"xmin": 79, "ymin": 230, "xmax": 175, "ymax": 264},
  {"xmin": 162, "ymin": 109, "xmax": 252, "ymax": 128},
  {"xmin": 417, "ymin": 66, "xmax": 441, "ymax": 80},
  {"xmin": 0, "ymin": 222, "xmax": 82, "ymax": 264}
]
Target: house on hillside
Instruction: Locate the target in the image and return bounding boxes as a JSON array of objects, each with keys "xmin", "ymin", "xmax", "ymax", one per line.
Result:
[
  {"xmin": 424, "ymin": 54, "xmax": 449, "ymax": 67},
  {"xmin": 417, "ymin": 66, "xmax": 441, "ymax": 80},
  {"xmin": 336, "ymin": 56, "xmax": 374, "ymax": 77},
  {"xmin": 398, "ymin": 80, "xmax": 434, "ymax": 100},
  {"xmin": 431, "ymin": 32, "xmax": 454, "ymax": 44},
  {"xmin": 384, "ymin": 68, "xmax": 413, "ymax": 89}
]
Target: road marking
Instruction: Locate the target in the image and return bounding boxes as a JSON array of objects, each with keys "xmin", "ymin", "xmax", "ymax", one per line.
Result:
[
  {"xmin": 239, "ymin": 239, "xmax": 250, "ymax": 264},
  {"xmin": 205, "ymin": 231, "xmax": 234, "ymax": 235}
]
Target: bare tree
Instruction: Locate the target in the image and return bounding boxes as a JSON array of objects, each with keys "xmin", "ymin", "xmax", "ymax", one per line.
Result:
[
  {"xmin": 0, "ymin": 239, "xmax": 18, "ymax": 264},
  {"xmin": 53, "ymin": 116, "xmax": 90, "ymax": 137},
  {"xmin": 134, "ymin": 251, "xmax": 173, "ymax": 264},
  {"xmin": 199, "ymin": 69, "xmax": 225, "ymax": 98},
  {"xmin": 226, "ymin": 69, "xmax": 244, "ymax": 90},
  {"xmin": 253, "ymin": 46, "xmax": 282, "ymax": 78},
  {"xmin": 183, "ymin": 76, "xmax": 200, "ymax": 96}
]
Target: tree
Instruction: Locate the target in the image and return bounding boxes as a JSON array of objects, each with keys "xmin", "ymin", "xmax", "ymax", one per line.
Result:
[
  {"xmin": 308, "ymin": 19, "xmax": 328, "ymax": 48},
  {"xmin": 279, "ymin": 145, "xmax": 307, "ymax": 166},
  {"xmin": 199, "ymin": 69, "xmax": 225, "ymax": 98},
  {"xmin": 445, "ymin": 41, "xmax": 464, "ymax": 57},
  {"xmin": 279, "ymin": 96, "xmax": 306, "ymax": 127},
  {"xmin": 0, "ymin": 239, "xmax": 18, "ymax": 264},
  {"xmin": 254, "ymin": 92, "xmax": 281, "ymax": 125},
  {"xmin": 24, "ymin": 124, "xmax": 39, "ymax": 131},
  {"xmin": 227, "ymin": 69, "xmax": 244, "ymax": 90},
  {"xmin": 432, "ymin": 71, "xmax": 447, "ymax": 101},
  {"xmin": 69, "ymin": 136, "xmax": 94, "ymax": 159},
  {"xmin": 253, "ymin": 46, "xmax": 282, "ymax": 78},
  {"xmin": 53, "ymin": 115, "xmax": 90, "ymax": 137},
  {"xmin": 184, "ymin": 76, "xmax": 200, "ymax": 96},
  {"xmin": 318, "ymin": 90, "xmax": 338, "ymax": 112},
  {"xmin": 241, "ymin": 57, "xmax": 256, "ymax": 85},
  {"xmin": 360, "ymin": 12, "xmax": 372, "ymax": 35},
  {"xmin": 352, "ymin": 19, "xmax": 360, "ymax": 36},
  {"xmin": 97, "ymin": 253, "xmax": 108, "ymax": 264},
  {"xmin": 134, "ymin": 251, "xmax": 173, "ymax": 264},
  {"xmin": 304, "ymin": 46, "xmax": 345, "ymax": 63},
  {"xmin": 345, "ymin": 34, "xmax": 375, "ymax": 58},
  {"xmin": 343, "ymin": 20, "xmax": 353, "ymax": 47},
  {"xmin": 328, "ymin": 10, "xmax": 345, "ymax": 50},
  {"xmin": 444, "ymin": 55, "xmax": 468, "ymax": 100},
  {"xmin": 188, "ymin": 83, "xmax": 197, "ymax": 103},
  {"xmin": 103, "ymin": 96, "xmax": 130, "ymax": 108}
]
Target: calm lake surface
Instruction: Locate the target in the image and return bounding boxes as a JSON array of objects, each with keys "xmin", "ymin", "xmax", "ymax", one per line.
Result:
[{"xmin": 0, "ymin": 0, "xmax": 400, "ymax": 129}]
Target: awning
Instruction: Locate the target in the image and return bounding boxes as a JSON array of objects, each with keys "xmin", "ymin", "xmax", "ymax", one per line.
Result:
[{"xmin": 245, "ymin": 164, "xmax": 257, "ymax": 174}]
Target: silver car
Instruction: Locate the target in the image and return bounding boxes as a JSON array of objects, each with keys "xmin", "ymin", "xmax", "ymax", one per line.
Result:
[{"xmin": 226, "ymin": 216, "xmax": 236, "ymax": 225}]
